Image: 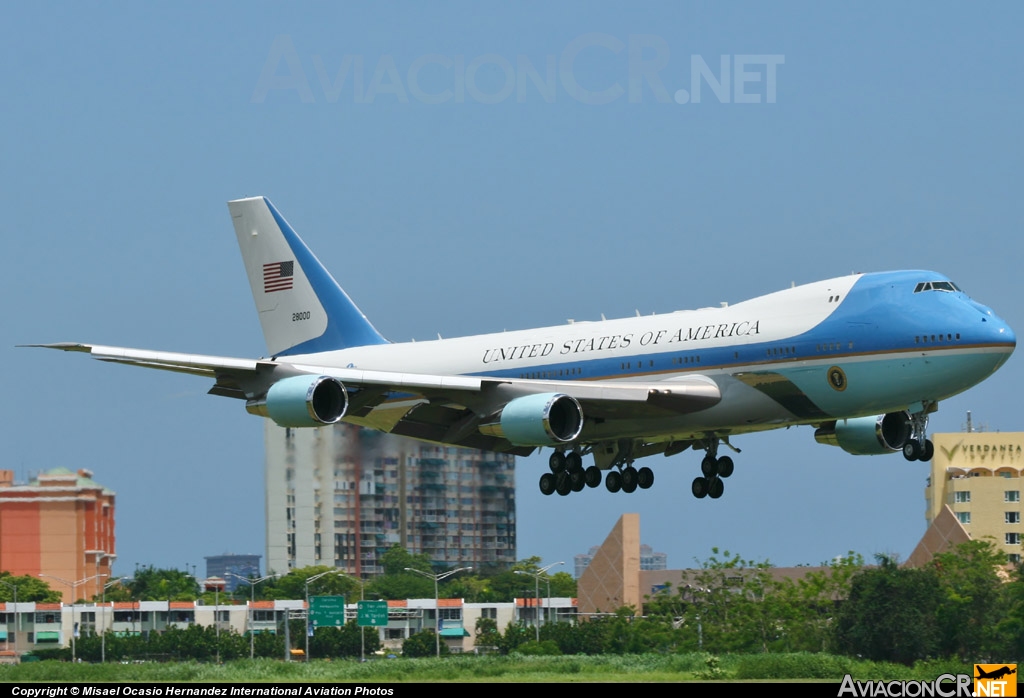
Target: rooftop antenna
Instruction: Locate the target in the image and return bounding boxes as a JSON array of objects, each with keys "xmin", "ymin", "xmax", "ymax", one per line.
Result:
[{"xmin": 962, "ymin": 411, "xmax": 988, "ymax": 433}]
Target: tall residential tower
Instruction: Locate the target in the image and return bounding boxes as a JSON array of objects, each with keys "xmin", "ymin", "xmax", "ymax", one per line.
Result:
[{"xmin": 265, "ymin": 424, "xmax": 516, "ymax": 576}]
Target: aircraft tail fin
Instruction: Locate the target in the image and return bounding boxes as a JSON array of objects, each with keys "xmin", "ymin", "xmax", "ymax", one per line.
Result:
[{"xmin": 227, "ymin": 197, "xmax": 388, "ymax": 357}]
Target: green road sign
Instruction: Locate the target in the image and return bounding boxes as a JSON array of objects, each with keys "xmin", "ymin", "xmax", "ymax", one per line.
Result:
[
  {"xmin": 357, "ymin": 600, "xmax": 389, "ymax": 627},
  {"xmin": 309, "ymin": 595, "xmax": 346, "ymax": 628}
]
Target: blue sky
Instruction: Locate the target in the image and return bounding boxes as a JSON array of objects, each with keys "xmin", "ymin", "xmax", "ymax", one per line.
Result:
[{"xmin": 5, "ymin": 3, "xmax": 1023, "ymax": 579}]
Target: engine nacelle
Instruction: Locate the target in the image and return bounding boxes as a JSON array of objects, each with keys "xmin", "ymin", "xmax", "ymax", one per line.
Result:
[
  {"xmin": 246, "ymin": 375, "xmax": 349, "ymax": 428},
  {"xmin": 814, "ymin": 411, "xmax": 912, "ymax": 455},
  {"xmin": 479, "ymin": 393, "xmax": 584, "ymax": 446}
]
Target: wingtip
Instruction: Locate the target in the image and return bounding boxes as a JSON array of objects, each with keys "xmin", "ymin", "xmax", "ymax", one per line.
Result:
[{"xmin": 17, "ymin": 342, "xmax": 93, "ymax": 353}]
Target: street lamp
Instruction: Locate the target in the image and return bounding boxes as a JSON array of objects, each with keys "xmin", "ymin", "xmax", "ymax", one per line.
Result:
[
  {"xmin": 0, "ymin": 579, "xmax": 18, "ymax": 657},
  {"xmin": 336, "ymin": 571, "xmax": 371, "ymax": 663},
  {"xmin": 202, "ymin": 577, "xmax": 226, "ymax": 663},
  {"xmin": 304, "ymin": 569, "xmax": 343, "ymax": 662},
  {"xmin": 99, "ymin": 577, "xmax": 125, "ymax": 663},
  {"xmin": 85, "ymin": 550, "xmax": 117, "ymax": 662},
  {"xmin": 38, "ymin": 573, "xmax": 106, "ymax": 662},
  {"xmin": 514, "ymin": 561, "xmax": 564, "ymax": 642},
  {"xmin": 225, "ymin": 572, "xmax": 278, "ymax": 660},
  {"xmin": 404, "ymin": 566, "xmax": 472, "ymax": 657}
]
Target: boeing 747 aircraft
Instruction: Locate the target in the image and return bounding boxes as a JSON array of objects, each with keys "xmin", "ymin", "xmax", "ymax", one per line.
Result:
[{"xmin": 31, "ymin": 197, "xmax": 1016, "ymax": 500}]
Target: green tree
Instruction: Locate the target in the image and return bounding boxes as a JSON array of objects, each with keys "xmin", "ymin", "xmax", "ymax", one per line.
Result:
[
  {"xmin": 929, "ymin": 539, "xmax": 1005, "ymax": 659},
  {"xmin": 0, "ymin": 572, "xmax": 61, "ymax": 603},
  {"xmin": 771, "ymin": 552, "xmax": 863, "ymax": 653},
  {"xmin": 101, "ymin": 578, "xmax": 133, "ymax": 602},
  {"xmin": 996, "ymin": 561, "xmax": 1024, "ymax": 658},
  {"xmin": 252, "ymin": 629, "xmax": 286, "ymax": 659},
  {"xmin": 497, "ymin": 621, "xmax": 532, "ymax": 655},
  {"xmin": 673, "ymin": 548, "xmax": 782, "ymax": 654},
  {"xmin": 474, "ymin": 616, "xmax": 501, "ymax": 652},
  {"xmin": 127, "ymin": 567, "xmax": 199, "ymax": 601},
  {"xmin": 311, "ymin": 620, "xmax": 382, "ymax": 658},
  {"xmin": 439, "ymin": 574, "xmax": 492, "ymax": 602},
  {"xmin": 402, "ymin": 629, "xmax": 447, "ymax": 657},
  {"xmin": 366, "ymin": 548, "xmax": 436, "ymax": 600},
  {"xmin": 381, "ymin": 546, "xmax": 433, "ymax": 576},
  {"xmin": 834, "ymin": 554, "xmax": 940, "ymax": 664},
  {"xmin": 548, "ymin": 571, "xmax": 577, "ymax": 598},
  {"xmin": 262, "ymin": 565, "xmax": 358, "ymax": 601}
]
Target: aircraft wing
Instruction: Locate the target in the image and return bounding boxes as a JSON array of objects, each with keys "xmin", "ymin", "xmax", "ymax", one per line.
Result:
[{"xmin": 27, "ymin": 342, "xmax": 721, "ymax": 452}]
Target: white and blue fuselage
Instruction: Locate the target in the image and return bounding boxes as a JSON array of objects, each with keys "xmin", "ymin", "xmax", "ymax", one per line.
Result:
[{"xmin": 283, "ymin": 270, "xmax": 1014, "ymax": 444}]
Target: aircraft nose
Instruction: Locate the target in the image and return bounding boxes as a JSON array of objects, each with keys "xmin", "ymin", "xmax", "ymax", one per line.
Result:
[
  {"xmin": 999, "ymin": 317, "xmax": 1017, "ymax": 350},
  {"xmin": 978, "ymin": 306, "xmax": 1015, "ymax": 352}
]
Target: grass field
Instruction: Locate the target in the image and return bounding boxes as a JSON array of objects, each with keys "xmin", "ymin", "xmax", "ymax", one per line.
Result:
[{"xmin": 0, "ymin": 653, "xmax": 975, "ymax": 683}]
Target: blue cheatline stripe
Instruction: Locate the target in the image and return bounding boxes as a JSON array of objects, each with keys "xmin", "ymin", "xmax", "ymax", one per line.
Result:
[
  {"xmin": 470, "ymin": 271, "xmax": 1013, "ymax": 383},
  {"xmin": 264, "ymin": 198, "xmax": 389, "ymax": 355}
]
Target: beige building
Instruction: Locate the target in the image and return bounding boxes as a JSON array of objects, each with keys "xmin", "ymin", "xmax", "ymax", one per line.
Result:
[{"xmin": 925, "ymin": 431, "xmax": 1024, "ymax": 564}]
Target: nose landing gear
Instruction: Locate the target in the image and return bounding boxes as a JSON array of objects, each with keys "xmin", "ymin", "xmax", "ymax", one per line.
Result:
[{"xmin": 902, "ymin": 407, "xmax": 935, "ymax": 462}]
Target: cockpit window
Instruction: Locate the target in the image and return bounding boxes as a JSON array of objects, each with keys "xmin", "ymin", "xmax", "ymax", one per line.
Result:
[{"xmin": 914, "ymin": 281, "xmax": 962, "ymax": 293}]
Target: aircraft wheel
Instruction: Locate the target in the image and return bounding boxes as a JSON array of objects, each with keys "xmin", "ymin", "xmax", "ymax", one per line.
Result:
[
  {"xmin": 708, "ymin": 477, "xmax": 725, "ymax": 499},
  {"xmin": 692, "ymin": 476, "xmax": 709, "ymax": 499},
  {"xmin": 585, "ymin": 465, "xmax": 602, "ymax": 488},
  {"xmin": 622, "ymin": 467, "xmax": 638, "ymax": 493},
  {"xmin": 539, "ymin": 473, "xmax": 556, "ymax": 496},
  {"xmin": 637, "ymin": 466, "xmax": 654, "ymax": 489},
  {"xmin": 921, "ymin": 439, "xmax": 935, "ymax": 462},
  {"xmin": 717, "ymin": 456, "xmax": 734, "ymax": 479},
  {"xmin": 570, "ymin": 469, "xmax": 586, "ymax": 492},
  {"xmin": 566, "ymin": 451, "xmax": 584, "ymax": 473},
  {"xmin": 701, "ymin": 455, "xmax": 718, "ymax": 477},
  {"xmin": 556, "ymin": 472, "xmax": 572, "ymax": 496},
  {"xmin": 606, "ymin": 470, "xmax": 622, "ymax": 493},
  {"xmin": 903, "ymin": 439, "xmax": 921, "ymax": 462},
  {"xmin": 549, "ymin": 451, "xmax": 567, "ymax": 473}
]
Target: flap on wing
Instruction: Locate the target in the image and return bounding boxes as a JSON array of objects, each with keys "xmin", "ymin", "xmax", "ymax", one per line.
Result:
[{"xmin": 481, "ymin": 374, "xmax": 722, "ymax": 416}]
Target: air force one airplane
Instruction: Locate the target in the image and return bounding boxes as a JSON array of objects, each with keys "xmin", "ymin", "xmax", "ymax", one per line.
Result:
[{"xmin": 32, "ymin": 197, "xmax": 1016, "ymax": 500}]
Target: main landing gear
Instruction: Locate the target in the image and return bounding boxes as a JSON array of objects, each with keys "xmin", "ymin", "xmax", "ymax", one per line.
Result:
[
  {"xmin": 604, "ymin": 463, "xmax": 655, "ymax": 495},
  {"xmin": 691, "ymin": 436, "xmax": 736, "ymax": 500},
  {"xmin": 538, "ymin": 449, "xmax": 653, "ymax": 497},
  {"xmin": 902, "ymin": 410, "xmax": 935, "ymax": 462}
]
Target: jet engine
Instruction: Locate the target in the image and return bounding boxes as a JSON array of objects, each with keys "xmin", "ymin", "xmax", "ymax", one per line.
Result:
[
  {"xmin": 246, "ymin": 375, "xmax": 349, "ymax": 428},
  {"xmin": 814, "ymin": 411, "xmax": 912, "ymax": 455},
  {"xmin": 480, "ymin": 393, "xmax": 584, "ymax": 446}
]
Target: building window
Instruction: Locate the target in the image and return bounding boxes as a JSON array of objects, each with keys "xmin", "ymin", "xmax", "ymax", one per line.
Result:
[
  {"xmin": 1007, "ymin": 533, "xmax": 1021, "ymax": 546},
  {"xmin": 956, "ymin": 512, "xmax": 971, "ymax": 525},
  {"xmin": 1010, "ymin": 554, "xmax": 1022, "ymax": 564},
  {"xmin": 1008, "ymin": 512, "xmax": 1021, "ymax": 525},
  {"xmin": 1007, "ymin": 491, "xmax": 1021, "ymax": 503},
  {"xmin": 954, "ymin": 491, "xmax": 971, "ymax": 503}
]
